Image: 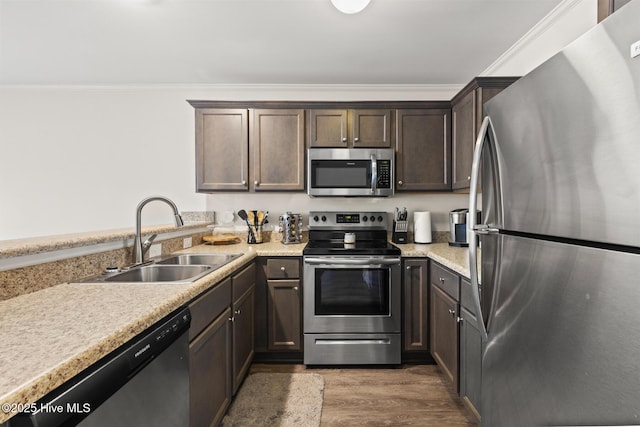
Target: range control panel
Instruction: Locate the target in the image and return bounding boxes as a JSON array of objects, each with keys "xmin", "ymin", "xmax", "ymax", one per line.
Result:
[{"xmin": 309, "ymin": 211, "xmax": 388, "ymax": 230}]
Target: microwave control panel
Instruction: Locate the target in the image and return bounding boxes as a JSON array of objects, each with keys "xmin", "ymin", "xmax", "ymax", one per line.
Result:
[{"xmin": 377, "ymin": 160, "xmax": 391, "ymax": 188}]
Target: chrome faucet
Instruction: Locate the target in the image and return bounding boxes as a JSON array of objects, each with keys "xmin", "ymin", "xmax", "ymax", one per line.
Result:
[{"xmin": 133, "ymin": 196, "xmax": 184, "ymax": 264}]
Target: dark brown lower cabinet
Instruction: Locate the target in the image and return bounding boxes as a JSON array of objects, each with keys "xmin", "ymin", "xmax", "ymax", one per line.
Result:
[
  {"xmin": 459, "ymin": 277, "xmax": 482, "ymax": 421},
  {"xmin": 267, "ymin": 279, "xmax": 302, "ymax": 351},
  {"xmin": 189, "ymin": 307, "xmax": 232, "ymax": 427},
  {"xmin": 254, "ymin": 257, "xmax": 303, "ymax": 362},
  {"xmin": 231, "ymin": 264, "xmax": 256, "ymax": 395},
  {"xmin": 459, "ymin": 305, "xmax": 482, "ymax": 421},
  {"xmin": 188, "ymin": 277, "xmax": 233, "ymax": 427},
  {"xmin": 403, "ymin": 259, "xmax": 429, "ymax": 353},
  {"xmin": 430, "ymin": 273, "xmax": 460, "ymax": 389},
  {"xmin": 188, "ymin": 262, "xmax": 255, "ymax": 427}
]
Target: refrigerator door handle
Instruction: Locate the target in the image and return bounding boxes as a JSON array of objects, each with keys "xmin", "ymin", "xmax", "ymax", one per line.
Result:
[
  {"xmin": 473, "ymin": 224, "xmax": 499, "ymax": 235},
  {"xmin": 468, "ymin": 115, "xmax": 496, "ymax": 341}
]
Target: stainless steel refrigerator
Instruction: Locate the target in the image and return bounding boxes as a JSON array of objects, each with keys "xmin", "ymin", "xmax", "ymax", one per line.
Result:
[{"xmin": 467, "ymin": 3, "xmax": 640, "ymax": 426}]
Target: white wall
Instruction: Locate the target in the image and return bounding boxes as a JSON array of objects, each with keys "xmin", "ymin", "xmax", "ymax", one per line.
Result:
[
  {"xmin": 0, "ymin": 85, "xmax": 459, "ymax": 241},
  {"xmin": 0, "ymin": 0, "xmax": 598, "ymax": 242}
]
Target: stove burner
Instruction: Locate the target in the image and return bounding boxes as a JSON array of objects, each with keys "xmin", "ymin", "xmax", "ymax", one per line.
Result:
[{"xmin": 304, "ymin": 210, "xmax": 400, "ymax": 256}]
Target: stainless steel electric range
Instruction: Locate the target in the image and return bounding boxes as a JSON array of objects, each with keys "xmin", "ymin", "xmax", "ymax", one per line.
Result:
[{"xmin": 303, "ymin": 211, "xmax": 401, "ymax": 365}]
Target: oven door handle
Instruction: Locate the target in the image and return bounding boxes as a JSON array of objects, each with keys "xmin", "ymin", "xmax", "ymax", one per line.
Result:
[{"xmin": 304, "ymin": 257, "xmax": 401, "ymax": 266}]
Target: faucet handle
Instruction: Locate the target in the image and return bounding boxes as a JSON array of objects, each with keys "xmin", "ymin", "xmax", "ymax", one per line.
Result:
[{"xmin": 142, "ymin": 234, "xmax": 158, "ymax": 251}]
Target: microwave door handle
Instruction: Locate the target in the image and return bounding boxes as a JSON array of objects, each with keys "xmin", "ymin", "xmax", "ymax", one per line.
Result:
[{"xmin": 370, "ymin": 154, "xmax": 377, "ymax": 194}]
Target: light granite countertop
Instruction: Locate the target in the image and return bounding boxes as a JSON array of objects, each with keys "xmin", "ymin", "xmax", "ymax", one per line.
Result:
[
  {"xmin": 396, "ymin": 242, "xmax": 476, "ymax": 279},
  {"xmin": 0, "ymin": 240, "xmax": 469, "ymax": 423},
  {"xmin": 0, "ymin": 223, "xmax": 212, "ymax": 259}
]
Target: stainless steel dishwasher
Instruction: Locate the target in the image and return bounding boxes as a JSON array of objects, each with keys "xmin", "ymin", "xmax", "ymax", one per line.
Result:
[{"xmin": 11, "ymin": 307, "xmax": 191, "ymax": 427}]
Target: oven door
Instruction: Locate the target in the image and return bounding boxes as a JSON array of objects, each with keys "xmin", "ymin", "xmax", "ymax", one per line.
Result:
[{"xmin": 303, "ymin": 256, "xmax": 401, "ymax": 333}]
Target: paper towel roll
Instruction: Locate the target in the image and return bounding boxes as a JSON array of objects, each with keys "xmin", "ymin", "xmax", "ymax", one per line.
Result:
[{"xmin": 414, "ymin": 211, "xmax": 432, "ymax": 244}]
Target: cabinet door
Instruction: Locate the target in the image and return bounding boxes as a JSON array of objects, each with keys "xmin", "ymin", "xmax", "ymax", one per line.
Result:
[
  {"xmin": 598, "ymin": 0, "xmax": 632, "ymax": 21},
  {"xmin": 396, "ymin": 109, "xmax": 451, "ymax": 191},
  {"xmin": 195, "ymin": 108, "xmax": 249, "ymax": 191},
  {"xmin": 189, "ymin": 307, "xmax": 232, "ymax": 427},
  {"xmin": 308, "ymin": 109, "xmax": 349, "ymax": 147},
  {"xmin": 430, "ymin": 284, "xmax": 459, "ymax": 390},
  {"xmin": 232, "ymin": 285, "xmax": 255, "ymax": 394},
  {"xmin": 351, "ymin": 109, "xmax": 392, "ymax": 147},
  {"xmin": 250, "ymin": 109, "xmax": 305, "ymax": 191},
  {"xmin": 452, "ymin": 91, "xmax": 475, "ymax": 191},
  {"xmin": 403, "ymin": 259, "xmax": 429, "ymax": 351},
  {"xmin": 459, "ymin": 305, "xmax": 482, "ymax": 421},
  {"xmin": 267, "ymin": 279, "xmax": 302, "ymax": 351}
]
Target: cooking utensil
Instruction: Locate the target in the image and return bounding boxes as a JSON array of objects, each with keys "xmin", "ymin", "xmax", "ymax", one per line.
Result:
[{"xmin": 237, "ymin": 210, "xmax": 248, "ymax": 222}]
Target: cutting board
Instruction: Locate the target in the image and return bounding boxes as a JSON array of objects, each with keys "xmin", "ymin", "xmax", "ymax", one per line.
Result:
[{"xmin": 203, "ymin": 234, "xmax": 240, "ymax": 245}]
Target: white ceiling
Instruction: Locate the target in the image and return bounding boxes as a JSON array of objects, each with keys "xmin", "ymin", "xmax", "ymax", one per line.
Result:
[{"xmin": 0, "ymin": 0, "xmax": 564, "ymax": 85}]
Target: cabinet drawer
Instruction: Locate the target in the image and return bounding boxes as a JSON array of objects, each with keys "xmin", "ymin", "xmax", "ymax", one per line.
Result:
[
  {"xmin": 189, "ymin": 277, "xmax": 231, "ymax": 341},
  {"xmin": 430, "ymin": 261, "xmax": 460, "ymax": 300},
  {"xmin": 266, "ymin": 258, "xmax": 300, "ymax": 279},
  {"xmin": 233, "ymin": 263, "xmax": 256, "ymax": 302}
]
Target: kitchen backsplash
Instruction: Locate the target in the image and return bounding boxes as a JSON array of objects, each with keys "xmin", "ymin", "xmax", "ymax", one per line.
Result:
[
  {"xmin": 0, "ymin": 228, "xmax": 210, "ymax": 301},
  {"xmin": 205, "ymin": 192, "xmax": 472, "ymax": 233}
]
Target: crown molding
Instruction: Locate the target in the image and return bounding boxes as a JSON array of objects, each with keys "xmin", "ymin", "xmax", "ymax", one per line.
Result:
[
  {"xmin": 0, "ymin": 83, "xmax": 463, "ymax": 100},
  {"xmin": 481, "ymin": 0, "xmax": 588, "ymax": 76}
]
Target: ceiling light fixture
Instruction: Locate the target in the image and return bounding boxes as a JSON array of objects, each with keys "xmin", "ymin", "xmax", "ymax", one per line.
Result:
[{"xmin": 331, "ymin": 0, "xmax": 371, "ymax": 14}]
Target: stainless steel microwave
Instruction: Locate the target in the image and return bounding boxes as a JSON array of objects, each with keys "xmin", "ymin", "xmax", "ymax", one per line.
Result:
[{"xmin": 307, "ymin": 148, "xmax": 394, "ymax": 197}]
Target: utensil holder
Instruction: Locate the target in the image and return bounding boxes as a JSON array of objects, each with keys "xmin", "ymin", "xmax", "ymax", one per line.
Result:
[{"xmin": 247, "ymin": 225, "xmax": 263, "ymax": 244}]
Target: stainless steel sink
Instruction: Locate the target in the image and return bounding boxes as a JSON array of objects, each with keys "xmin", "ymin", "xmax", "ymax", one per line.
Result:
[
  {"xmin": 72, "ymin": 252, "xmax": 243, "ymax": 284},
  {"xmin": 104, "ymin": 264, "xmax": 213, "ymax": 283},
  {"xmin": 156, "ymin": 253, "xmax": 242, "ymax": 267}
]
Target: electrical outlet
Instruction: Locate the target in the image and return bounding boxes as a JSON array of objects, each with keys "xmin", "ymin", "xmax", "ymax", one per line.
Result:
[
  {"xmin": 631, "ymin": 40, "xmax": 640, "ymax": 59},
  {"xmin": 183, "ymin": 237, "xmax": 193, "ymax": 248},
  {"xmin": 149, "ymin": 243, "xmax": 162, "ymax": 258}
]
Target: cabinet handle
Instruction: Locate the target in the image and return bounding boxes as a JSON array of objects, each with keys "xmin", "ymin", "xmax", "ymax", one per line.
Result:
[
  {"xmin": 406, "ymin": 266, "xmax": 411, "ymax": 270},
  {"xmin": 439, "ymin": 277, "xmax": 445, "ymax": 283},
  {"xmin": 467, "ymin": 176, "xmax": 471, "ymax": 181},
  {"xmin": 398, "ymin": 180, "xmax": 404, "ymax": 186},
  {"xmin": 229, "ymin": 316, "xmax": 235, "ymax": 322},
  {"xmin": 448, "ymin": 309, "xmax": 456, "ymax": 317},
  {"xmin": 457, "ymin": 317, "xmax": 464, "ymax": 323},
  {"xmin": 254, "ymin": 180, "xmax": 259, "ymax": 186},
  {"xmin": 293, "ymin": 286, "xmax": 299, "ymax": 291},
  {"xmin": 354, "ymin": 137, "xmax": 359, "ymax": 143},
  {"xmin": 234, "ymin": 309, "xmax": 241, "ymax": 315},
  {"xmin": 342, "ymin": 137, "xmax": 347, "ymax": 143},
  {"xmin": 280, "ymin": 266, "xmax": 286, "ymax": 271},
  {"xmin": 241, "ymin": 180, "xmax": 247, "ymax": 185}
]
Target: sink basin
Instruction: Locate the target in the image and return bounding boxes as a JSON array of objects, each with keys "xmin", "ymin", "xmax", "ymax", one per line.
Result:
[
  {"xmin": 156, "ymin": 253, "xmax": 242, "ymax": 267},
  {"xmin": 104, "ymin": 264, "xmax": 213, "ymax": 283},
  {"xmin": 73, "ymin": 253, "xmax": 243, "ymax": 284}
]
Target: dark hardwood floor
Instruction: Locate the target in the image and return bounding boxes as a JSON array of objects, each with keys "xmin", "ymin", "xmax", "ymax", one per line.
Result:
[{"xmin": 249, "ymin": 363, "xmax": 479, "ymax": 426}]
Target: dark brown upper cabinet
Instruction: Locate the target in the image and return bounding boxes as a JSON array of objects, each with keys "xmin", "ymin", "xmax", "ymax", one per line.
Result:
[
  {"xmin": 598, "ymin": 0, "xmax": 632, "ymax": 22},
  {"xmin": 451, "ymin": 77, "xmax": 518, "ymax": 191},
  {"xmin": 308, "ymin": 109, "xmax": 392, "ymax": 148},
  {"xmin": 195, "ymin": 108, "xmax": 249, "ymax": 192},
  {"xmin": 193, "ymin": 106, "xmax": 305, "ymax": 192},
  {"xmin": 249, "ymin": 109, "xmax": 305, "ymax": 191},
  {"xmin": 396, "ymin": 108, "xmax": 451, "ymax": 191}
]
